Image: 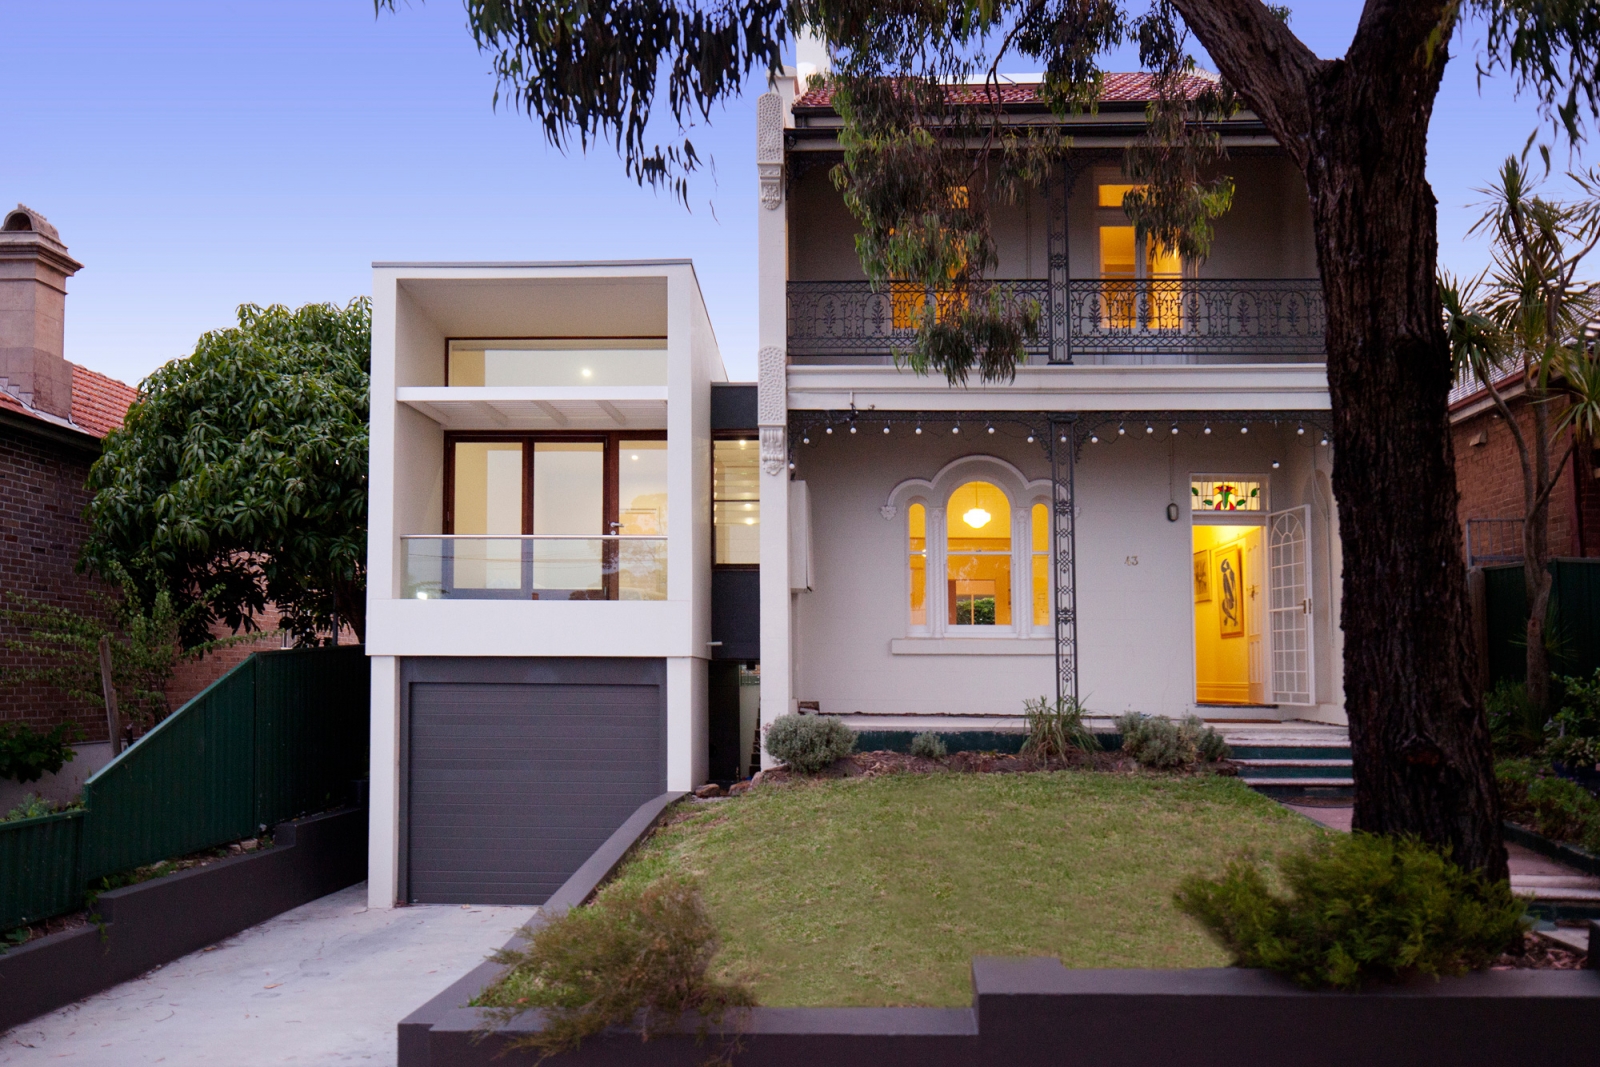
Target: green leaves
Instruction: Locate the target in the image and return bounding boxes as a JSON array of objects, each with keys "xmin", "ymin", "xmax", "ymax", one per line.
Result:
[
  {"xmin": 81, "ymin": 300, "xmax": 370, "ymax": 649},
  {"xmin": 1176, "ymin": 833, "xmax": 1526, "ymax": 990}
]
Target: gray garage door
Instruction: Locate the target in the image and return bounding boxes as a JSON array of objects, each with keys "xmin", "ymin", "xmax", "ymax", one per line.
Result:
[{"xmin": 405, "ymin": 664, "xmax": 665, "ymax": 905}]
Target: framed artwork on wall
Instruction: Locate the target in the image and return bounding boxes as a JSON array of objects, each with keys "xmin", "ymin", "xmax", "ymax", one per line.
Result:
[
  {"xmin": 1192, "ymin": 549, "xmax": 1212, "ymax": 602},
  {"xmin": 1217, "ymin": 544, "xmax": 1245, "ymax": 638}
]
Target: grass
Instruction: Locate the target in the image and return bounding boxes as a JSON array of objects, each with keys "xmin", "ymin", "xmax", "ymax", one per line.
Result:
[{"xmin": 607, "ymin": 771, "xmax": 1322, "ymax": 1007}]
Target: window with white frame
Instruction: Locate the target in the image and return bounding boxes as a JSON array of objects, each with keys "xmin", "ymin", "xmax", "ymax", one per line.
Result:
[{"xmin": 901, "ymin": 465, "xmax": 1051, "ymax": 638}]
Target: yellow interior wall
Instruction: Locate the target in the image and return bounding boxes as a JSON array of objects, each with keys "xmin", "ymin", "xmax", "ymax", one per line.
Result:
[{"xmin": 1193, "ymin": 524, "xmax": 1260, "ymax": 705}]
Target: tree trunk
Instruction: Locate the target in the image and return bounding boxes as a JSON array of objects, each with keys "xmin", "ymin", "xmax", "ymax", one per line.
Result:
[
  {"xmin": 1175, "ymin": 0, "xmax": 1506, "ymax": 878},
  {"xmin": 1300, "ymin": 57, "xmax": 1506, "ymax": 880},
  {"xmin": 1524, "ymin": 393, "xmax": 1555, "ymax": 713}
]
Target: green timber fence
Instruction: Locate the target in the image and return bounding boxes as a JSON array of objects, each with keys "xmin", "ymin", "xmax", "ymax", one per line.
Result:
[
  {"xmin": 0, "ymin": 646, "xmax": 368, "ymax": 932},
  {"xmin": 1484, "ymin": 559, "xmax": 1600, "ymax": 687}
]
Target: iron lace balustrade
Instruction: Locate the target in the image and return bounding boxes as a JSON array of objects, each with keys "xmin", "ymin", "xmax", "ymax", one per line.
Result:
[
  {"xmin": 786, "ymin": 279, "xmax": 1326, "ymax": 363},
  {"xmin": 401, "ymin": 535, "xmax": 667, "ymax": 601}
]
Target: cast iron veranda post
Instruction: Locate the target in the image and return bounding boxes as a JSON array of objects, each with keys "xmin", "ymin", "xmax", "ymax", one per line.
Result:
[{"xmin": 1051, "ymin": 416, "xmax": 1079, "ymax": 705}]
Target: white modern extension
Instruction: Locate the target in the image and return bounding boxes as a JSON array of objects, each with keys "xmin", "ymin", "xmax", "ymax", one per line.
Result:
[{"xmin": 365, "ymin": 261, "xmax": 724, "ymax": 908}]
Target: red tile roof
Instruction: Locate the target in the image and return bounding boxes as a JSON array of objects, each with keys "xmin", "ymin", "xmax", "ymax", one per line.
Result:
[
  {"xmin": 69, "ymin": 363, "xmax": 139, "ymax": 438},
  {"xmin": 0, "ymin": 363, "xmax": 137, "ymax": 440},
  {"xmin": 793, "ymin": 71, "xmax": 1215, "ymax": 109}
]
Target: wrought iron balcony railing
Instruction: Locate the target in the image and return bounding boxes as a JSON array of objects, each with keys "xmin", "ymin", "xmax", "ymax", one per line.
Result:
[
  {"xmin": 401, "ymin": 535, "xmax": 666, "ymax": 601},
  {"xmin": 786, "ymin": 279, "xmax": 1326, "ymax": 363}
]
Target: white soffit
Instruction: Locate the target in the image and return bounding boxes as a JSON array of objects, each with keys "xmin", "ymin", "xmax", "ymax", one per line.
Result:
[
  {"xmin": 784, "ymin": 364, "xmax": 1331, "ymax": 412},
  {"xmin": 397, "ymin": 387, "xmax": 668, "ymax": 431}
]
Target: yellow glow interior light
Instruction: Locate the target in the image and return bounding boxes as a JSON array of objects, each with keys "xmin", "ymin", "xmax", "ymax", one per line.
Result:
[
  {"xmin": 581, "ymin": 368, "xmax": 593, "ymax": 378},
  {"xmin": 744, "ymin": 518, "xmax": 756, "ymax": 525},
  {"xmin": 963, "ymin": 507, "xmax": 992, "ymax": 529}
]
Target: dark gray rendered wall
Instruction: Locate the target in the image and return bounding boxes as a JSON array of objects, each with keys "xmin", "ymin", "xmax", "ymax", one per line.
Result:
[
  {"xmin": 710, "ymin": 383, "xmax": 757, "ymax": 430},
  {"xmin": 710, "ymin": 569, "xmax": 760, "ymax": 660},
  {"xmin": 401, "ymin": 657, "xmax": 666, "ymax": 906},
  {"xmin": 0, "ymin": 807, "xmax": 367, "ymax": 1033}
]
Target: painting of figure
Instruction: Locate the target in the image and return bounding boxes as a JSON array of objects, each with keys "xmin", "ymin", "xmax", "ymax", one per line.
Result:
[
  {"xmin": 1193, "ymin": 549, "xmax": 1211, "ymax": 602},
  {"xmin": 1217, "ymin": 544, "xmax": 1244, "ymax": 638}
]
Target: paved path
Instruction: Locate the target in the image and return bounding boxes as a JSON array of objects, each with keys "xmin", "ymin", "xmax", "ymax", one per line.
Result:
[{"xmin": 0, "ymin": 884, "xmax": 534, "ymax": 1067}]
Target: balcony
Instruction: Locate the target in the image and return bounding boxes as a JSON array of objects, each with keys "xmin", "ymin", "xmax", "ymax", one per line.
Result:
[
  {"xmin": 786, "ymin": 279, "xmax": 1326, "ymax": 364},
  {"xmin": 401, "ymin": 536, "xmax": 667, "ymax": 601}
]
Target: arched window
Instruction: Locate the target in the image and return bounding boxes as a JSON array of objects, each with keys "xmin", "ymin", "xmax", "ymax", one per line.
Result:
[
  {"xmin": 947, "ymin": 481, "xmax": 1012, "ymax": 626},
  {"xmin": 1031, "ymin": 503, "xmax": 1050, "ymax": 627},
  {"xmin": 908, "ymin": 503, "xmax": 927, "ymax": 627}
]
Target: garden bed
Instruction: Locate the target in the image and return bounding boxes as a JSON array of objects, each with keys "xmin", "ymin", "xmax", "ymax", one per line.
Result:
[{"xmin": 541, "ymin": 768, "xmax": 1320, "ymax": 1007}]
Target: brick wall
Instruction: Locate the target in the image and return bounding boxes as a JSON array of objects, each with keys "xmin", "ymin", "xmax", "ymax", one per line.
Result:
[
  {"xmin": 1452, "ymin": 396, "xmax": 1600, "ymax": 560},
  {"xmin": 0, "ymin": 426, "xmax": 115, "ymax": 738}
]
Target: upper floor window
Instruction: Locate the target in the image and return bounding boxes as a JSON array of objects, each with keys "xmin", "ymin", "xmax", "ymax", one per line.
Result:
[
  {"xmin": 713, "ymin": 438, "xmax": 759, "ymax": 565},
  {"xmin": 443, "ymin": 432, "xmax": 666, "ymax": 600},
  {"xmin": 447, "ymin": 338, "xmax": 667, "ymax": 387}
]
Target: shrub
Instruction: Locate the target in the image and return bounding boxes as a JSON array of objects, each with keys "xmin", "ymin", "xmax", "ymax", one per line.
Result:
[
  {"xmin": 1547, "ymin": 669, "xmax": 1600, "ymax": 768},
  {"xmin": 1498, "ymin": 758, "xmax": 1600, "ymax": 851},
  {"xmin": 477, "ymin": 877, "xmax": 754, "ymax": 1058},
  {"xmin": 1117, "ymin": 713, "xmax": 1230, "ymax": 769},
  {"xmin": 1175, "ymin": 833, "xmax": 1526, "ymax": 990},
  {"xmin": 0, "ymin": 722, "xmax": 79, "ymax": 784},
  {"xmin": 909, "ymin": 731, "xmax": 948, "ymax": 759},
  {"xmin": 764, "ymin": 714, "xmax": 856, "ymax": 773},
  {"xmin": 3, "ymin": 793, "xmax": 56, "ymax": 822},
  {"xmin": 1021, "ymin": 696, "xmax": 1100, "ymax": 758},
  {"xmin": 1484, "ymin": 680, "xmax": 1545, "ymax": 757}
]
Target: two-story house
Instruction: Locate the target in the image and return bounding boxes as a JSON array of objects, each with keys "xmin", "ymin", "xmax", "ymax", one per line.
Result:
[{"xmin": 365, "ymin": 68, "xmax": 1348, "ymax": 909}]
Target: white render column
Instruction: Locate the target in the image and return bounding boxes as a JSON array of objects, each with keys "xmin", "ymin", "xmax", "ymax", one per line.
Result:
[
  {"xmin": 756, "ymin": 85, "xmax": 794, "ymax": 766},
  {"xmin": 367, "ymin": 655, "xmax": 400, "ymax": 908}
]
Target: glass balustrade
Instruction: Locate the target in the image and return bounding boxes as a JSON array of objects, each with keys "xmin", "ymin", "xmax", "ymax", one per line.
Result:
[{"xmin": 401, "ymin": 536, "xmax": 667, "ymax": 601}]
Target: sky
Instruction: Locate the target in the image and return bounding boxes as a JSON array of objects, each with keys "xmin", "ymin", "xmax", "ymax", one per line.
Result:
[{"xmin": 0, "ymin": 2, "xmax": 1590, "ymax": 388}]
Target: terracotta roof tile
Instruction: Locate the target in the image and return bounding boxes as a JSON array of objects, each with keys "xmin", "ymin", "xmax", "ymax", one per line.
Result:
[
  {"xmin": 793, "ymin": 71, "xmax": 1214, "ymax": 109},
  {"xmin": 68, "ymin": 363, "xmax": 139, "ymax": 438}
]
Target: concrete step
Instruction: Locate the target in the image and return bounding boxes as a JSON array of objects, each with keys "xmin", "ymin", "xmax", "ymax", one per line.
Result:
[
  {"xmin": 1238, "ymin": 776, "xmax": 1355, "ymax": 788},
  {"xmin": 1229, "ymin": 745, "xmax": 1352, "ymax": 761},
  {"xmin": 1234, "ymin": 758, "xmax": 1353, "ymax": 768}
]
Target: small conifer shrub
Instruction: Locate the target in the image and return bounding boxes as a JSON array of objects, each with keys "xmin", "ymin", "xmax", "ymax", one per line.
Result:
[{"xmin": 1175, "ymin": 833, "xmax": 1525, "ymax": 990}]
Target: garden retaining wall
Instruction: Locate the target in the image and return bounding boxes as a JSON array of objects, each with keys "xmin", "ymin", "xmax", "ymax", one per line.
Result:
[
  {"xmin": 0, "ymin": 804, "xmax": 366, "ymax": 1032},
  {"xmin": 398, "ymin": 796, "xmax": 1600, "ymax": 1067}
]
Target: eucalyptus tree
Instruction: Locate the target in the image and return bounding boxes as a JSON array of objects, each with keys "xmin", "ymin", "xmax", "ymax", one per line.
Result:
[
  {"xmin": 81, "ymin": 300, "xmax": 370, "ymax": 650},
  {"xmin": 1446, "ymin": 158, "xmax": 1600, "ymax": 715},
  {"xmin": 377, "ymin": 0, "xmax": 1600, "ymax": 879}
]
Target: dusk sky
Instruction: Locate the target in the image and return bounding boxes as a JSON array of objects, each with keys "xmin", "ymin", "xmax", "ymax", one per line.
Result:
[{"xmin": 0, "ymin": 2, "xmax": 1590, "ymax": 387}]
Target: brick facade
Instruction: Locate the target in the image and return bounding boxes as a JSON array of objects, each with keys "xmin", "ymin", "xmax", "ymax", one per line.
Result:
[
  {"xmin": 1451, "ymin": 393, "xmax": 1600, "ymax": 562},
  {"xmin": 0, "ymin": 423, "xmax": 116, "ymax": 738}
]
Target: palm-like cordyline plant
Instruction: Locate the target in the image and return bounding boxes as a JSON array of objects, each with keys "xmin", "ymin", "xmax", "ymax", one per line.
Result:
[{"xmin": 1446, "ymin": 156, "xmax": 1600, "ymax": 713}]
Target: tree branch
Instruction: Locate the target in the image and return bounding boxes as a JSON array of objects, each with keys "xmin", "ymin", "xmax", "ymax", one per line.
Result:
[{"xmin": 1167, "ymin": 0, "xmax": 1320, "ymax": 159}]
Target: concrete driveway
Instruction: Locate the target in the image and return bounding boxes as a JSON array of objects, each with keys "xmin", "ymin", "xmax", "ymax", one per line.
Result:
[{"xmin": 0, "ymin": 884, "xmax": 534, "ymax": 1066}]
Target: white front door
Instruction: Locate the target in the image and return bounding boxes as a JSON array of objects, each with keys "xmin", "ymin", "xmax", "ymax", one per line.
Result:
[{"xmin": 1268, "ymin": 505, "xmax": 1315, "ymax": 705}]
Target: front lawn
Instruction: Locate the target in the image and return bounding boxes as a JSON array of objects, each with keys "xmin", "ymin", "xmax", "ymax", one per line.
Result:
[{"xmin": 607, "ymin": 771, "xmax": 1322, "ymax": 1007}]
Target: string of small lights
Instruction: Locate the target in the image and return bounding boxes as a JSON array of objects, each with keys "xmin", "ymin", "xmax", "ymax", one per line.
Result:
[{"xmin": 787, "ymin": 410, "xmax": 1333, "ymax": 470}]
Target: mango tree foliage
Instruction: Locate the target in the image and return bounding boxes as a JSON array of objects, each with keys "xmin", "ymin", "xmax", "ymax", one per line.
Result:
[{"xmin": 81, "ymin": 300, "xmax": 370, "ymax": 649}]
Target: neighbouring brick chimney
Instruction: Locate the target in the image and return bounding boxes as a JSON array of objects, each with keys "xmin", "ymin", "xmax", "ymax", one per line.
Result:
[{"xmin": 0, "ymin": 204, "xmax": 82, "ymax": 420}]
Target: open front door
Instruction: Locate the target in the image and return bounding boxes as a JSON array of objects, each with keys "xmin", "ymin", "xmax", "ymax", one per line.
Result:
[
  {"xmin": 1268, "ymin": 505, "xmax": 1315, "ymax": 705},
  {"xmin": 1246, "ymin": 532, "xmax": 1265, "ymax": 704}
]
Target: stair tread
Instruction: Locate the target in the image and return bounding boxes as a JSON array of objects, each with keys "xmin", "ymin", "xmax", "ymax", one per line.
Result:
[
  {"xmin": 1238, "ymin": 780, "xmax": 1351, "ymax": 787},
  {"xmin": 1234, "ymin": 758, "xmax": 1352, "ymax": 767}
]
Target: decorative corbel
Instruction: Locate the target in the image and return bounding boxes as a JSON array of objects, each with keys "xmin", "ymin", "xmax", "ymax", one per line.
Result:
[
  {"xmin": 758, "ymin": 345, "xmax": 787, "ymax": 475},
  {"xmin": 756, "ymin": 92, "xmax": 785, "ymax": 211}
]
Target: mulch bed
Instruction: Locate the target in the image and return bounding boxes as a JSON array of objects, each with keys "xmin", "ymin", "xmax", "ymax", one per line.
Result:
[
  {"xmin": 1495, "ymin": 930, "xmax": 1589, "ymax": 970},
  {"xmin": 750, "ymin": 748, "xmax": 1239, "ymax": 785}
]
